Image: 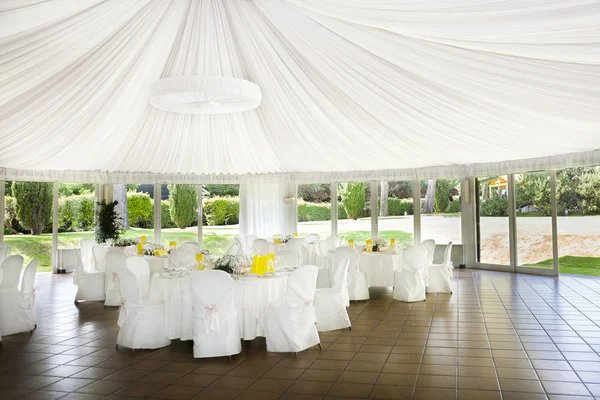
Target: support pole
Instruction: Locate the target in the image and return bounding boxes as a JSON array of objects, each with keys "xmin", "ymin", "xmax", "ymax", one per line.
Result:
[
  {"xmin": 198, "ymin": 184, "xmax": 203, "ymax": 249},
  {"xmin": 330, "ymin": 183, "xmax": 338, "ymax": 236},
  {"xmin": 550, "ymin": 171, "xmax": 559, "ymax": 276},
  {"xmin": 153, "ymin": 183, "xmax": 161, "ymax": 244},
  {"xmin": 413, "ymin": 179, "xmax": 421, "ymax": 244},
  {"xmin": 370, "ymin": 181, "xmax": 378, "ymax": 239},
  {"xmin": 0, "ymin": 180, "xmax": 4, "ymax": 245},
  {"xmin": 52, "ymin": 182, "xmax": 59, "ymax": 273}
]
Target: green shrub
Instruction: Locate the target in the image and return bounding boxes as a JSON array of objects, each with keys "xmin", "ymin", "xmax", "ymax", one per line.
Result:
[
  {"xmin": 480, "ymin": 197, "xmax": 508, "ymax": 216},
  {"xmin": 127, "ymin": 192, "xmax": 153, "ymax": 228},
  {"xmin": 338, "ymin": 204, "xmax": 348, "ymax": 220},
  {"xmin": 78, "ymin": 196, "xmax": 95, "ymax": 230},
  {"xmin": 95, "ymin": 200, "xmax": 122, "ymax": 243},
  {"xmin": 58, "ymin": 199, "xmax": 75, "ymax": 232},
  {"xmin": 4, "ymin": 195, "xmax": 26, "ymax": 234},
  {"xmin": 168, "ymin": 184, "xmax": 198, "ymax": 228},
  {"xmin": 12, "ymin": 181, "xmax": 53, "ymax": 235},
  {"xmin": 340, "ymin": 182, "xmax": 366, "ymax": 220},
  {"xmin": 161, "ymin": 200, "xmax": 176, "ymax": 228},
  {"xmin": 57, "ymin": 194, "xmax": 95, "ymax": 232},
  {"xmin": 297, "ymin": 201, "xmax": 330, "ymax": 222},
  {"xmin": 203, "ymin": 196, "xmax": 239, "ymax": 226},
  {"xmin": 204, "ymin": 184, "xmax": 239, "ymax": 197},
  {"xmin": 434, "ymin": 180, "xmax": 452, "ymax": 213},
  {"xmin": 447, "ymin": 200, "xmax": 460, "ymax": 213},
  {"xmin": 388, "ymin": 198, "xmax": 414, "ymax": 215}
]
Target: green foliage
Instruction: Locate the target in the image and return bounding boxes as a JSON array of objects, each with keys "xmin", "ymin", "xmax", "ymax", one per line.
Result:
[
  {"xmin": 388, "ymin": 198, "xmax": 414, "ymax": 215},
  {"xmin": 297, "ymin": 201, "xmax": 331, "ymax": 222},
  {"xmin": 58, "ymin": 199, "xmax": 75, "ymax": 232},
  {"xmin": 434, "ymin": 180, "xmax": 451, "ymax": 213},
  {"xmin": 94, "ymin": 200, "xmax": 122, "ymax": 243},
  {"xmin": 298, "ymin": 184, "xmax": 331, "ymax": 203},
  {"xmin": 204, "ymin": 184, "xmax": 239, "ymax": 198},
  {"xmin": 168, "ymin": 184, "xmax": 198, "ymax": 228},
  {"xmin": 57, "ymin": 195, "xmax": 95, "ymax": 232},
  {"xmin": 339, "ymin": 182, "xmax": 366, "ymax": 220},
  {"xmin": 78, "ymin": 196, "xmax": 95, "ymax": 231},
  {"xmin": 576, "ymin": 171, "xmax": 600, "ymax": 214},
  {"xmin": 203, "ymin": 197, "xmax": 239, "ymax": 226},
  {"xmin": 480, "ymin": 196, "xmax": 508, "ymax": 216},
  {"xmin": 4, "ymin": 195, "xmax": 26, "ymax": 234},
  {"xmin": 447, "ymin": 200, "xmax": 460, "ymax": 213},
  {"xmin": 58, "ymin": 183, "xmax": 94, "ymax": 197},
  {"xmin": 161, "ymin": 200, "xmax": 176, "ymax": 228},
  {"xmin": 4, "ymin": 181, "xmax": 12, "ymax": 196},
  {"xmin": 127, "ymin": 192, "xmax": 153, "ymax": 228},
  {"xmin": 12, "ymin": 181, "xmax": 53, "ymax": 235},
  {"xmin": 515, "ymin": 173, "xmax": 551, "ymax": 216}
]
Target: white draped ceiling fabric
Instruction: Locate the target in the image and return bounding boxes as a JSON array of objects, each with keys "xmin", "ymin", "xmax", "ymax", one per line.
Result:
[{"xmin": 1, "ymin": 0, "xmax": 600, "ymax": 184}]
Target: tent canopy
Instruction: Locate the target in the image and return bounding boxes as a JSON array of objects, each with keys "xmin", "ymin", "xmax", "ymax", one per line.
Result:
[{"xmin": 1, "ymin": 0, "xmax": 599, "ymax": 183}]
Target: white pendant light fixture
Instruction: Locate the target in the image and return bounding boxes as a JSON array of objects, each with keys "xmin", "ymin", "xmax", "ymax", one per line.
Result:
[{"xmin": 149, "ymin": 76, "xmax": 261, "ymax": 114}]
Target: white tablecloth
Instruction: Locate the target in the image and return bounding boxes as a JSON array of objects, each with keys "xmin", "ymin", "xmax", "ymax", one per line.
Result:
[
  {"xmin": 147, "ymin": 272, "xmax": 288, "ymax": 341},
  {"xmin": 143, "ymin": 256, "xmax": 169, "ymax": 275},
  {"xmin": 359, "ymin": 252, "xmax": 403, "ymax": 287}
]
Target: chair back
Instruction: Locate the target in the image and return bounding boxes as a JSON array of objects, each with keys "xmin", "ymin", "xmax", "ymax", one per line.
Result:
[
  {"xmin": 0, "ymin": 255, "xmax": 24, "ymax": 291},
  {"xmin": 92, "ymin": 245, "xmax": 108, "ymax": 272},
  {"xmin": 443, "ymin": 241, "xmax": 453, "ymax": 268},
  {"xmin": 226, "ymin": 238, "xmax": 243, "ymax": 256},
  {"xmin": 119, "ymin": 264, "xmax": 143, "ymax": 306},
  {"xmin": 20, "ymin": 259, "xmax": 37, "ymax": 294},
  {"xmin": 319, "ymin": 237, "xmax": 336, "ymax": 257},
  {"xmin": 421, "ymin": 240, "xmax": 436, "ymax": 264},
  {"xmin": 191, "ymin": 270, "xmax": 235, "ymax": 315},
  {"xmin": 106, "ymin": 250, "xmax": 127, "ymax": 289},
  {"xmin": 0, "ymin": 244, "xmax": 8, "ymax": 264},
  {"xmin": 181, "ymin": 242, "xmax": 200, "ymax": 252},
  {"xmin": 331, "ymin": 252, "xmax": 350, "ymax": 294},
  {"xmin": 80, "ymin": 239, "xmax": 95, "ymax": 270},
  {"xmin": 285, "ymin": 265, "xmax": 318, "ymax": 307},
  {"xmin": 126, "ymin": 257, "xmax": 150, "ymax": 298},
  {"xmin": 305, "ymin": 234, "xmax": 320, "ymax": 244},
  {"xmin": 275, "ymin": 250, "xmax": 298, "ymax": 268},
  {"xmin": 253, "ymin": 238, "xmax": 269, "ymax": 256},
  {"xmin": 403, "ymin": 245, "xmax": 429, "ymax": 272},
  {"xmin": 333, "ymin": 246, "xmax": 357, "ymax": 282},
  {"xmin": 287, "ymin": 238, "xmax": 308, "ymax": 264},
  {"xmin": 245, "ymin": 235, "xmax": 257, "ymax": 253}
]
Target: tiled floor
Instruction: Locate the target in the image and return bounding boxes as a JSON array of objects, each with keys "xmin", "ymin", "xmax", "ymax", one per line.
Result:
[{"xmin": 2, "ymin": 270, "xmax": 600, "ymax": 399}]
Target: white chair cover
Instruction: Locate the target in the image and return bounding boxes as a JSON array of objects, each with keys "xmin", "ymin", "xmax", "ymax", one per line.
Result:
[
  {"xmin": 394, "ymin": 245, "xmax": 428, "ymax": 302},
  {"xmin": 181, "ymin": 242, "xmax": 201, "ymax": 252},
  {"xmin": 105, "ymin": 250, "xmax": 127, "ymax": 306},
  {"xmin": 314, "ymin": 255, "xmax": 352, "ymax": 332},
  {"xmin": 117, "ymin": 264, "xmax": 170, "ymax": 350},
  {"xmin": 92, "ymin": 245, "xmax": 108, "ymax": 272},
  {"xmin": 318, "ymin": 236, "xmax": 338, "ymax": 268},
  {"xmin": 344, "ymin": 247, "xmax": 369, "ymax": 301},
  {"xmin": 253, "ymin": 238, "xmax": 269, "ymax": 256},
  {"xmin": 245, "ymin": 235, "xmax": 257, "ymax": 255},
  {"xmin": 305, "ymin": 234, "xmax": 320, "ymax": 244},
  {"xmin": 427, "ymin": 242, "xmax": 453, "ymax": 293},
  {"xmin": 226, "ymin": 238, "xmax": 243, "ymax": 256},
  {"xmin": 275, "ymin": 250, "xmax": 298, "ymax": 268},
  {"xmin": 190, "ymin": 270, "xmax": 241, "ymax": 359},
  {"xmin": 0, "ymin": 259, "xmax": 37, "ymax": 336},
  {"xmin": 421, "ymin": 239, "xmax": 436, "ymax": 286},
  {"xmin": 73, "ymin": 250, "xmax": 106, "ymax": 302},
  {"xmin": 266, "ymin": 265, "xmax": 320, "ymax": 353},
  {"xmin": 0, "ymin": 244, "xmax": 8, "ymax": 266},
  {"xmin": 80, "ymin": 239, "xmax": 96, "ymax": 272},
  {"xmin": 0, "ymin": 255, "xmax": 23, "ymax": 292},
  {"xmin": 126, "ymin": 257, "xmax": 150, "ymax": 299}
]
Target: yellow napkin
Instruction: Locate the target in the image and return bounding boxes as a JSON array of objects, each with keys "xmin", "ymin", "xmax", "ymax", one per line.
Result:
[
  {"xmin": 141, "ymin": 236, "xmax": 147, "ymax": 243},
  {"xmin": 137, "ymin": 243, "xmax": 143, "ymax": 255}
]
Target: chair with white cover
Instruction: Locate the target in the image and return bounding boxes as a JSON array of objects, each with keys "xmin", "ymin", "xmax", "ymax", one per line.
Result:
[
  {"xmin": 226, "ymin": 238, "xmax": 243, "ymax": 256},
  {"xmin": 314, "ymin": 252, "xmax": 351, "ymax": 332},
  {"xmin": 80, "ymin": 239, "xmax": 95, "ymax": 272},
  {"xmin": 181, "ymin": 242, "xmax": 201, "ymax": 252},
  {"xmin": 191, "ymin": 270, "xmax": 241, "ymax": 359},
  {"xmin": 345, "ymin": 247, "xmax": 369, "ymax": 301},
  {"xmin": 305, "ymin": 234, "xmax": 320, "ymax": 244},
  {"xmin": 275, "ymin": 250, "xmax": 298, "ymax": 269},
  {"xmin": 318, "ymin": 236, "xmax": 338, "ymax": 268},
  {"xmin": 0, "ymin": 244, "xmax": 8, "ymax": 265},
  {"xmin": 427, "ymin": 242, "xmax": 453, "ymax": 293},
  {"xmin": 73, "ymin": 250, "xmax": 105, "ymax": 303},
  {"xmin": 105, "ymin": 250, "xmax": 127, "ymax": 306},
  {"xmin": 253, "ymin": 238, "xmax": 269, "ymax": 256},
  {"xmin": 116, "ymin": 263, "xmax": 170, "ymax": 350},
  {"xmin": 245, "ymin": 235, "xmax": 257, "ymax": 255},
  {"xmin": 126, "ymin": 257, "xmax": 151, "ymax": 299},
  {"xmin": 421, "ymin": 239, "xmax": 435, "ymax": 286},
  {"xmin": 266, "ymin": 265, "xmax": 321, "ymax": 353},
  {"xmin": 286, "ymin": 238, "xmax": 309, "ymax": 265},
  {"xmin": 0, "ymin": 255, "xmax": 23, "ymax": 293},
  {"xmin": 393, "ymin": 245, "xmax": 428, "ymax": 302},
  {"xmin": 92, "ymin": 245, "xmax": 108, "ymax": 272},
  {"xmin": 0, "ymin": 259, "xmax": 38, "ymax": 336}
]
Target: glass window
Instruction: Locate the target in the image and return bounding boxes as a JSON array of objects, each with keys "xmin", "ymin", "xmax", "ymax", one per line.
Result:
[
  {"xmin": 476, "ymin": 176, "xmax": 510, "ymax": 265},
  {"xmin": 420, "ymin": 179, "xmax": 461, "ymax": 245},
  {"xmin": 297, "ymin": 183, "xmax": 331, "ymax": 240},
  {"xmin": 337, "ymin": 182, "xmax": 370, "ymax": 246},
  {"xmin": 114, "ymin": 183, "xmax": 157, "ymax": 244},
  {"xmin": 378, "ymin": 181, "xmax": 414, "ymax": 247},
  {"xmin": 56, "ymin": 182, "xmax": 96, "ymax": 251},
  {"xmin": 555, "ymin": 167, "xmax": 600, "ymax": 275},
  {"xmin": 158, "ymin": 184, "xmax": 198, "ymax": 249},
  {"xmin": 202, "ymin": 184, "xmax": 240, "ymax": 257}
]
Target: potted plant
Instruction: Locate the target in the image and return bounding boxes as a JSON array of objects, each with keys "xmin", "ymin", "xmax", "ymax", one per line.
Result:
[{"xmin": 94, "ymin": 200, "xmax": 123, "ymax": 244}]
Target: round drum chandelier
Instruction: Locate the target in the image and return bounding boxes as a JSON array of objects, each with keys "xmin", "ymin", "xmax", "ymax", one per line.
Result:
[{"xmin": 149, "ymin": 76, "xmax": 261, "ymax": 114}]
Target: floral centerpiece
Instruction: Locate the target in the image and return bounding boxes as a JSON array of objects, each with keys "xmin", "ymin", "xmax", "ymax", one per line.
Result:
[
  {"xmin": 111, "ymin": 237, "xmax": 139, "ymax": 247},
  {"xmin": 281, "ymin": 234, "xmax": 294, "ymax": 243},
  {"xmin": 372, "ymin": 238, "xmax": 387, "ymax": 252},
  {"xmin": 214, "ymin": 255, "xmax": 251, "ymax": 275}
]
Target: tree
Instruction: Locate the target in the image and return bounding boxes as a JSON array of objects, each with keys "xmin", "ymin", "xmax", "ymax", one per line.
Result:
[
  {"xmin": 515, "ymin": 173, "xmax": 551, "ymax": 215},
  {"xmin": 4, "ymin": 181, "xmax": 12, "ymax": 196},
  {"xmin": 423, "ymin": 179, "xmax": 436, "ymax": 214},
  {"xmin": 127, "ymin": 192, "xmax": 153, "ymax": 228},
  {"xmin": 434, "ymin": 180, "xmax": 452, "ymax": 213},
  {"xmin": 95, "ymin": 200, "xmax": 122, "ymax": 243},
  {"xmin": 380, "ymin": 181, "xmax": 389, "ymax": 217},
  {"xmin": 113, "ymin": 184, "xmax": 129, "ymax": 229},
  {"xmin": 168, "ymin": 184, "xmax": 198, "ymax": 228},
  {"xmin": 576, "ymin": 171, "xmax": 600, "ymax": 214},
  {"xmin": 11, "ymin": 181, "xmax": 53, "ymax": 235},
  {"xmin": 339, "ymin": 182, "xmax": 366, "ymax": 220},
  {"xmin": 204, "ymin": 184, "xmax": 239, "ymax": 197},
  {"xmin": 298, "ymin": 184, "xmax": 331, "ymax": 203}
]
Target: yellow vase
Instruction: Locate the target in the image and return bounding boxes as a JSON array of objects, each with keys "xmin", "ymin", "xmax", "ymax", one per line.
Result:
[
  {"xmin": 141, "ymin": 236, "xmax": 147, "ymax": 243},
  {"xmin": 137, "ymin": 243, "xmax": 143, "ymax": 255},
  {"xmin": 390, "ymin": 238, "xmax": 396, "ymax": 246},
  {"xmin": 348, "ymin": 239, "xmax": 355, "ymax": 248},
  {"xmin": 366, "ymin": 239, "xmax": 373, "ymax": 253}
]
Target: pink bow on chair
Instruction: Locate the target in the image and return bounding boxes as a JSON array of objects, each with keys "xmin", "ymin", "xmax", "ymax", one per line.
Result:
[
  {"xmin": 112, "ymin": 272, "xmax": 120, "ymax": 284},
  {"xmin": 203, "ymin": 303, "xmax": 221, "ymax": 334}
]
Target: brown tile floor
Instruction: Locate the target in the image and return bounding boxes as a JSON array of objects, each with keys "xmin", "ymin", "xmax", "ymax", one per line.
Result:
[{"xmin": 2, "ymin": 269, "xmax": 600, "ymax": 399}]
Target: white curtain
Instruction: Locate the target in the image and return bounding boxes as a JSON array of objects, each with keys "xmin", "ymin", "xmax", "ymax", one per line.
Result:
[{"xmin": 239, "ymin": 181, "xmax": 286, "ymax": 239}]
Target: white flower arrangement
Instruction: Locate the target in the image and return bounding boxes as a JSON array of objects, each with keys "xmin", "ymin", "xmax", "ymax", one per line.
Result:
[{"xmin": 373, "ymin": 238, "xmax": 387, "ymax": 247}]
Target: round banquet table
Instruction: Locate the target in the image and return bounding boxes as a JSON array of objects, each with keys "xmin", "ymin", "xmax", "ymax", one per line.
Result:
[
  {"xmin": 143, "ymin": 256, "xmax": 170, "ymax": 275},
  {"xmin": 147, "ymin": 272, "xmax": 288, "ymax": 341},
  {"xmin": 359, "ymin": 252, "xmax": 403, "ymax": 287}
]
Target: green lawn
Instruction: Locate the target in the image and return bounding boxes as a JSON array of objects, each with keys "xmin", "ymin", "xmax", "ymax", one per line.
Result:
[{"xmin": 524, "ymin": 256, "xmax": 600, "ymax": 276}]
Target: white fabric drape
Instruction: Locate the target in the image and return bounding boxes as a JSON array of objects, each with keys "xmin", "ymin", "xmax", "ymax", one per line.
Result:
[
  {"xmin": 1, "ymin": 1, "xmax": 600, "ymax": 181},
  {"xmin": 239, "ymin": 181, "xmax": 286, "ymax": 239}
]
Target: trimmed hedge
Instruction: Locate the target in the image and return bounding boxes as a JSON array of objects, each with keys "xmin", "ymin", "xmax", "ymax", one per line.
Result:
[
  {"xmin": 388, "ymin": 198, "xmax": 414, "ymax": 216},
  {"xmin": 161, "ymin": 200, "xmax": 176, "ymax": 228},
  {"xmin": 203, "ymin": 196, "xmax": 239, "ymax": 226},
  {"xmin": 127, "ymin": 192, "xmax": 153, "ymax": 228}
]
